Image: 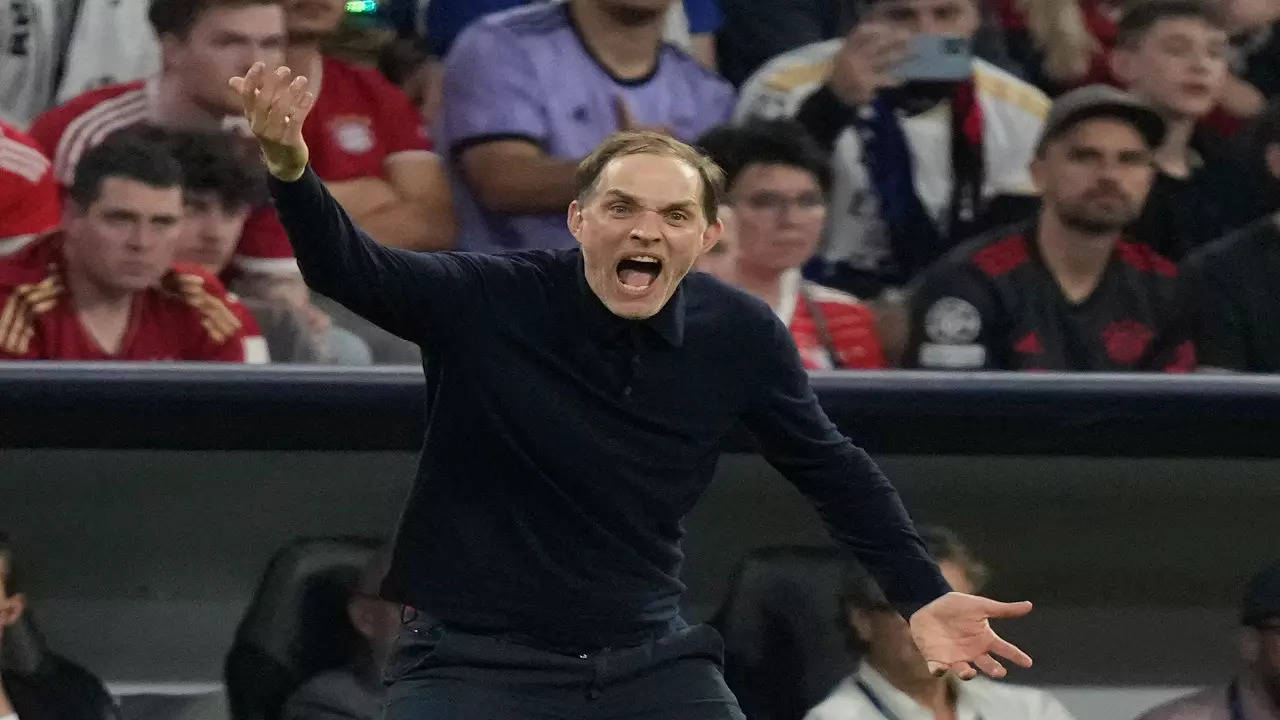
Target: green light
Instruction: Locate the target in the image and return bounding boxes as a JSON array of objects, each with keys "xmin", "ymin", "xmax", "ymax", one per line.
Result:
[{"xmin": 344, "ymin": 0, "xmax": 378, "ymax": 13}]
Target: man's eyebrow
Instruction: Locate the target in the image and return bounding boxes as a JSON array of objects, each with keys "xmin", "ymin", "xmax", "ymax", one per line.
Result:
[{"xmin": 602, "ymin": 190, "xmax": 697, "ymax": 211}]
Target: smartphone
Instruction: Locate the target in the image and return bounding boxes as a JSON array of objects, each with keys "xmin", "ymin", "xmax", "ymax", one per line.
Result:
[{"xmin": 893, "ymin": 35, "xmax": 973, "ymax": 82}]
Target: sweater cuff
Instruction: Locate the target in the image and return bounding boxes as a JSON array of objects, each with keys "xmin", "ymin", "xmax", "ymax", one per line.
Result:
[{"xmin": 267, "ymin": 164, "xmax": 322, "ymax": 199}]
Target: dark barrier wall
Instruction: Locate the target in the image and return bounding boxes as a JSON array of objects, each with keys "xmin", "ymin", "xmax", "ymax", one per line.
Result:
[{"xmin": 2, "ymin": 365, "xmax": 1278, "ymax": 691}]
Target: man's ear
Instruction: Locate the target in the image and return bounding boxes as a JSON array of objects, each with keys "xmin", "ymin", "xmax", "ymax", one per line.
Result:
[
  {"xmin": 567, "ymin": 200, "xmax": 584, "ymax": 243},
  {"xmin": 1, "ymin": 593, "xmax": 26, "ymax": 627},
  {"xmin": 1241, "ymin": 627, "xmax": 1262, "ymax": 664},
  {"xmin": 1029, "ymin": 154, "xmax": 1048, "ymax": 194},
  {"xmin": 849, "ymin": 608, "xmax": 876, "ymax": 645},
  {"xmin": 347, "ymin": 598, "xmax": 375, "ymax": 642},
  {"xmin": 159, "ymin": 33, "xmax": 186, "ymax": 74},
  {"xmin": 699, "ymin": 218, "xmax": 723, "ymax": 255}
]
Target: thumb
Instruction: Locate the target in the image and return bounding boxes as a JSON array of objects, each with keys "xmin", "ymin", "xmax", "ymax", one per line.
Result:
[{"xmin": 982, "ymin": 599, "xmax": 1033, "ymax": 619}]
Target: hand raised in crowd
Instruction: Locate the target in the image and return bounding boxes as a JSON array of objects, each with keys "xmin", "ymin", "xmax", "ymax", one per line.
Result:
[
  {"xmin": 229, "ymin": 63, "xmax": 317, "ymax": 182},
  {"xmin": 828, "ymin": 23, "xmax": 912, "ymax": 107},
  {"xmin": 909, "ymin": 592, "xmax": 1035, "ymax": 680}
]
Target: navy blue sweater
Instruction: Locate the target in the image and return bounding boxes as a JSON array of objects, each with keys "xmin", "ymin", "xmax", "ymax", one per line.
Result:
[{"xmin": 268, "ymin": 167, "xmax": 949, "ymax": 646}]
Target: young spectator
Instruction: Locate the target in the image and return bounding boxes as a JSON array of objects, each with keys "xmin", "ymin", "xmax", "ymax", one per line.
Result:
[
  {"xmin": 265, "ymin": 0, "xmax": 455, "ymax": 253},
  {"xmin": 164, "ymin": 129, "xmax": 372, "ymax": 364},
  {"xmin": 736, "ymin": 0, "xmax": 1049, "ymax": 299},
  {"xmin": 1112, "ymin": 0, "xmax": 1254, "ymax": 259},
  {"xmin": 0, "ymin": 120, "xmax": 59, "ymax": 256},
  {"xmin": 0, "ymin": 134, "xmax": 267, "ymax": 362},
  {"xmin": 0, "ymin": 0, "xmax": 78, "ymax": 127},
  {"xmin": 1184, "ymin": 102, "xmax": 1280, "ymax": 372},
  {"xmin": 440, "ymin": 0, "xmax": 735, "ymax": 252},
  {"xmin": 699, "ymin": 121, "xmax": 887, "ymax": 369},
  {"xmin": 280, "ymin": 549, "xmax": 399, "ymax": 720},
  {"xmin": 904, "ymin": 85, "xmax": 1196, "ymax": 372},
  {"xmin": 805, "ymin": 527, "xmax": 1076, "ymax": 720},
  {"xmin": 0, "ymin": 533, "xmax": 120, "ymax": 720},
  {"xmin": 1136, "ymin": 561, "xmax": 1280, "ymax": 720}
]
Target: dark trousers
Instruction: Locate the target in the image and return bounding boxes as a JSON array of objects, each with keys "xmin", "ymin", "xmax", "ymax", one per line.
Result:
[{"xmin": 381, "ymin": 615, "xmax": 746, "ymax": 720}]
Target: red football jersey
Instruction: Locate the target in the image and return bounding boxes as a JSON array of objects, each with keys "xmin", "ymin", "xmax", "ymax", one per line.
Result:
[
  {"xmin": 233, "ymin": 55, "xmax": 433, "ymax": 269},
  {"xmin": 0, "ymin": 120, "xmax": 61, "ymax": 256},
  {"xmin": 0, "ymin": 234, "xmax": 268, "ymax": 362},
  {"xmin": 778, "ymin": 271, "xmax": 887, "ymax": 370}
]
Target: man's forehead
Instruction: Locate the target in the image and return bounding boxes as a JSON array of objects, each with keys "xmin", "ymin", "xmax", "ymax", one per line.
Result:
[
  {"xmin": 1146, "ymin": 16, "xmax": 1227, "ymax": 40},
  {"xmin": 598, "ymin": 155, "xmax": 701, "ymax": 205},
  {"xmin": 195, "ymin": 4, "xmax": 285, "ymax": 34}
]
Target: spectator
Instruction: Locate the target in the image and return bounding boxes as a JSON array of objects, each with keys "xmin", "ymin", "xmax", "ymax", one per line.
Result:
[
  {"xmin": 1222, "ymin": 0, "xmax": 1280, "ymax": 108},
  {"xmin": 0, "ymin": 134, "xmax": 268, "ymax": 361},
  {"xmin": 699, "ymin": 120, "xmax": 887, "ymax": 369},
  {"xmin": 693, "ymin": 203, "xmax": 738, "ymax": 281},
  {"xmin": 440, "ymin": 0, "xmax": 735, "ymax": 252},
  {"xmin": 0, "ymin": 0, "xmax": 78, "ymax": 127},
  {"xmin": 0, "ymin": 532, "xmax": 120, "ymax": 720},
  {"xmin": 266, "ymin": 0, "xmax": 455, "ymax": 253},
  {"xmin": 1183, "ymin": 102, "xmax": 1280, "ymax": 372},
  {"xmin": 735, "ymin": 0, "xmax": 1049, "ymax": 300},
  {"xmin": 998, "ymin": 0, "xmax": 1118, "ymax": 95},
  {"xmin": 903, "ymin": 85, "xmax": 1196, "ymax": 372},
  {"xmin": 805, "ymin": 527, "xmax": 1076, "ymax": 720},
  {"xmin": 1136, "ymin": 561, "xmax": 1280, "ymax": 720},
  {"xmin": 28, "ymin": 0, "xmax": 293, "ymax": 280},
  {"xmin": 164, "ymin": 129, "xmax": 372, "ymax": 364},
  {"xmin": 1111, "ymin": 0, "xmax": 1254, "ymax": 259},
  {"xmin": 280, "ymin": 549, "xmax": 399, "ymax": 720},
  {"xmin": 0, "ymin": 120, "xmax": 59, "ymax": 257}
]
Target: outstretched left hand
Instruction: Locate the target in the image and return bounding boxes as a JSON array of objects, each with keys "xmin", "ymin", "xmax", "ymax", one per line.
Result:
[{"xmin": 909, "ymin": 593, "xmax": 1034, "ymax": 680}]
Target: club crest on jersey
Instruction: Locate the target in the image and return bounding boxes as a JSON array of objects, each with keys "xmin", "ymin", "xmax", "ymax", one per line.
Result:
[
  {"xmin": 331, "ymin": 117, "xmax": 375, "ymax": 154},
  {"xmin": 924, "ymin": 297, "xmax": 982, "ymax": 344}
]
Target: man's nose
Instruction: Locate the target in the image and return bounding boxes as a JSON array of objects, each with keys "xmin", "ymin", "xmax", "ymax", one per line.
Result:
[{"xmin": 628, "ymin": 210, "xmax": 665, "ymax": 242}]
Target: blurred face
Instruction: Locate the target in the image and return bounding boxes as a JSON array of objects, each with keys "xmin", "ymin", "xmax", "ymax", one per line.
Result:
[
  {"xmin": 1113, "ymin": 17, "xmax": 1229, "ymax": 119},
  {"xmin": 164, "ymin": 4, "xmax": 287, "ymax": 117},
  {"xmin": 64, "ymin": 178, "xmax": 184, "ymax": 295},
  {"xmin": 853, "ymin": 560, "xmax": 977, "ymax": 682},
  {"xmin": 730, "ymin": 163, "xmax": 827, "ymax": 277},
  {"xmin": 868, "ymin": 0, "xmax": 981, "ymax": 40},
  {"xmin": 568, "ymin": 153, "xmax": 721, "ymax": 319},
  {"xmin": 285, "ymin": 0, "xmax": 346, "ymax": 41},
  {"xmin": 176, "ymin": 191, "xmax": 251, "ymax": 274},
  {"xmin": 694, "ymin": 205, "xmax": 738, "ymax": 282},
  {"xmin": 1032, "ymin": 118, "xmax": 1156, "ymax": 235},
  {"xmin": 1219, "ymin": 0, "xmax": 1280, "ymax": 33}
]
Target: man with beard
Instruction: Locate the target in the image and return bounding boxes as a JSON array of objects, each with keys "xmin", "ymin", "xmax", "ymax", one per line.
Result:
[
  {"xmin": 439, "ymin": 0, "xmax": 735, "ymax": 252},
  {"xmin": 734, "ymin": 0, "xmax": 1048, "ymax": 299},
  {"xmin": 903, "ymin": 85, "xmax": 1196, "ymax": 371}
]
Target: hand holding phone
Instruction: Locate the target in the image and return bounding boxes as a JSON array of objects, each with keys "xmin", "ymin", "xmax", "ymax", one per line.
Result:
[
  {"xmin": 893, "ymin": 35, "xmax": 974, "ymax": 83},
  {"xmin": 828, "ymin": 23, "xmax": 912, "ymax": 106}
]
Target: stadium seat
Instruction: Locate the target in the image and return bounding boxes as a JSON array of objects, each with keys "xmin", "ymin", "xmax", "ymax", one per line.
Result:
[
  {"xmin": 223, "ymin": 536, "xmax": 383, "ymax": 720},
  {"xmin": 711, "ymin": 545, "xmax": 859, "ymax": 720}
]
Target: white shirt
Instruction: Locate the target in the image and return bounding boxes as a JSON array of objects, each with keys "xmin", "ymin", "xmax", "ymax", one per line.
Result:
[
  {"xmin": 0, "ymin": 0, "xmax": 78, "ymax": 128},
  {"xmin": 735, "ymin": 39, "xmax": 1050, "ymax": 277},
  {"xmin": 55, "ymin": 0, "xmax": 159, "ymax": 105},
  {"xmin": 2, "ymin": 711, "xmax": 19, "ymax": 720},
  {"xmin": 804, "ymin": 662, "xmax": 1078, "ymax": 720}
]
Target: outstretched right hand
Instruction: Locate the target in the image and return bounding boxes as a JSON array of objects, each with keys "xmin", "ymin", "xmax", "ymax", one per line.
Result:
[{"xmin": 229, "ymin": 62, "xmax": 317, "ymax": 182}]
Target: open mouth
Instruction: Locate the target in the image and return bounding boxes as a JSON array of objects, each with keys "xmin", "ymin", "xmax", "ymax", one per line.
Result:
[{"xmin": 615, "ymin": 255, "xmax": 663, "ymax": 292}]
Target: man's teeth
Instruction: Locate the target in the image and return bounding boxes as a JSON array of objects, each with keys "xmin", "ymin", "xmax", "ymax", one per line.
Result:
[{"xmin": 626, "ymin": 255, "xmax": 660, "ymax": 264}]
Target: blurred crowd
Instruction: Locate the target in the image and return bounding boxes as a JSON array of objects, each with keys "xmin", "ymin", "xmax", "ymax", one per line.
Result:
[{"xmin": 3, "ymin": 0, "xmax": 1280, "ymax": 371}]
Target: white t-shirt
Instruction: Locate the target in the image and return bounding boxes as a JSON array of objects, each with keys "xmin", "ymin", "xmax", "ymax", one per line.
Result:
[
  {"xmin": 805, "ymin": 662, "xmax": 1078, "ymax": 720},
  {"xmin": 0, "ymin": 0, "xmax": 78, "ymax": 128},
  {"xmin": 2, "ymin": 711, "xmax": 19, "ymax": 720},
  {"xmin": 736, "ymin": 39, "xmax": 1050, "ymax": 279},
  {"xmin": 55, "ymin": 0, "xmax": 159, "ymax": 105}
]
